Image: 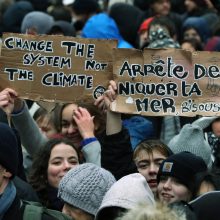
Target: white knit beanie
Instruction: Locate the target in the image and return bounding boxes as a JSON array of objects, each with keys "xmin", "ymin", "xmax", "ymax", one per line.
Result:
[
  {"xmin": 58, "ymin": 163, "xmax": 116, "ymax": 216},
  {"xmin": 95, "ymin": 173, "xmax": 155, "ymax": 219},
  {"xmin": 168, "ymin": 123, "xmax": 212, "ymax": 167}
]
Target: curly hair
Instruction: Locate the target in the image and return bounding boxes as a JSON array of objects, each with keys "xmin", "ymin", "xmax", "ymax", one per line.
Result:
[{"xmin": 28, "ymin": 138, "xmax": 80, "ymax": 207}]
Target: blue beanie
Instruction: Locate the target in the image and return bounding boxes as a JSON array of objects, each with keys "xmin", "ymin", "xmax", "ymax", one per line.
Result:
[{"xmin": 0, "ymin": 123, "xmax": 19, "ymax": 176}]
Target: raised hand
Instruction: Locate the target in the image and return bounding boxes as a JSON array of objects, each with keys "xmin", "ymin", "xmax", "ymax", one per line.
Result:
[
  {"xmin": 94, "ymin": 80, "xmax": 118, "ymax": 112},
  {"xmin": 0, "ymin": 88, "xmax": 18, "ymax": 115},
  {"xmin": 73, "ymin": 107, "xmax": 95, "ymax": 139}
]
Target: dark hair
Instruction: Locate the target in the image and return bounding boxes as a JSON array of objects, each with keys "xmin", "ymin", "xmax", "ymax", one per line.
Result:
[
  {"xmin": 193, "ymin": 170, "xmax": 220, "ymax": 198},
  {"xmin": 181, "ymin": 38, "xmax": 203, "ymax": 51},
  {"xmin": 47, "ymin": 5, "xmax": 72, "ymax": 22},
  {"xmin": 28, "ymin": 138, "xmax": 80, "ymax": 207},
  {"xmin": 53, "ymin": 101, "xmax": 106, "ymax": 137},
  {"xmin": 33, "ymin": 106, "xmax": 47, "ymax": 121},
  {"xmin": 33, "ymin": 106, "xmax": 58, "ymax": 134},
  {"xmin": 97, "ymin": 206, "xmax": 126, "ymax": 220},
  {"xmin": 182, "ymin": 26, "xmax": 200, "ymax": 42},
  {"xmin": 149, "ymin": 15, "xmax": 177, "ymax": 38}
]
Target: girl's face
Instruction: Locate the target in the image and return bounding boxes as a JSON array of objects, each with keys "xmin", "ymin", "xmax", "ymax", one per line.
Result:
[
  {"xmin": 183, "ymin": 28, "xmax": 202, "ymax": 43},
  {"xmin": 157, "ymin": 176, "xmax": 192, "ymax": 204},
  {"xmin": 212, "ymin": 120, "xmax": 220, "ymax": 137},
  {"xmin": 61, "ymin": 104, "xmax": 82, "ymax": 147},
  {"xmin": 47, "ymin": 143, "xmax": 79, "ymax": 188}
]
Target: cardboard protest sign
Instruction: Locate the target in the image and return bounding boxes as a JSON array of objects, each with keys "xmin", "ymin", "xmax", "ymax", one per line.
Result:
[
  {"xmin": 111, "ymin": 48, "xmax": 220, "ymax": 116},
  {"xmin": 0, "ymin": 33, "xmax": 117, "ymax": 103}
]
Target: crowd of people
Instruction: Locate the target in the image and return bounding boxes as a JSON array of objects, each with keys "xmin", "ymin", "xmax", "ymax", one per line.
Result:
[{"xmin": 1, "ymin": 0, "xmax": 220, "ymax": 219}]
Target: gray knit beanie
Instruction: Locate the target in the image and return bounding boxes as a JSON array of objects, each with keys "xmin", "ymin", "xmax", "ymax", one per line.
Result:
[
  {"xmin": 192, "ymin": 116, "xmax": 219, "ymax": 129},
  {"xmin": 21, "ymin": 11, "xmax": 54, "ymax": 34},
  {"xmin": 168, "ymin": 123, "xmax": 212, "ymax": 167},
  {"xmin": 58, "ymin": 163, "xmax": 116, "ymax": 216}
]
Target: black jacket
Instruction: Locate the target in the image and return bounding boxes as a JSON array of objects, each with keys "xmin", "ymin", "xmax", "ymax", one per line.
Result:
[{"xmin": 101, "ymin": 128, "xmax": 137, "ymax": 180}]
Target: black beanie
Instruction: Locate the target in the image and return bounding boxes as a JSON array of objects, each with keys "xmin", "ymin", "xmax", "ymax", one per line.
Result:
[
  {"xmin": 72, "ymin": 0, "xmax": 100, "ymax": 15},
  {"xmin": 157, "ymin": 152, "xmax": 207, "ymax": 191},
  {"xmin": 0, "ymin": 122, "xmax": 19, "ymax": 176}
]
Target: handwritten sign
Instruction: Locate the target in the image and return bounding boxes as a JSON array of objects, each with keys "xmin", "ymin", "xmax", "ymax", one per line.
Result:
[
  {"xmin": 0, "ymin": 33, "xmax": 117, "ymax": 102},
  {"xmin": 111, "ymin": 48, "xmax": 220, "ymax": 116},
  {"xmin": 1, "ymin": 33, "xmax": 220, "ymax": 116}
]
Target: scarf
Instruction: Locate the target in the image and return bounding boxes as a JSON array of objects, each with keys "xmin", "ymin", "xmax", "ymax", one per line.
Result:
[{"xmin": 0, "ymin": 181, "xmax": 16, "ymax": 220}]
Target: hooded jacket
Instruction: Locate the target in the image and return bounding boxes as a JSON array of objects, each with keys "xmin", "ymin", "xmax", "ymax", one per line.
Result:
[
  {"xmin": 95, "ymin": 173, "xmax": 155, "ymax": 220},
  {"xmin": 81, "ymin": 13, "xmax": 133, "ymax": 48}
]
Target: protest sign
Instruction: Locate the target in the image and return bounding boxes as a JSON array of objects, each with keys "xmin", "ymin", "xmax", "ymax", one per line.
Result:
[
  {"xmin": 1, "ymin": 33, "xmax": 220, "ymax": 116},
  {"xmin": 0, "ymin": 33, "xmax": 117, "ymax": 103},
  {"xmin": 111, "ymin": 48, "xmax": 220, "ymax": 116}
]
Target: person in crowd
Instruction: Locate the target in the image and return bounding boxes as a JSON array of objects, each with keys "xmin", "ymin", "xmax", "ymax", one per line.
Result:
[
  {"xmin": 122, "ymin": 116, "xmax": 155, "ymax": 150},
  {"xmin": 181, "ymin": 38, "xmax": 203, "ymax": 52},
  {"xmin": 20, "ymin": 11, "xmax": 54, "ymax": 35},
  {"xmin": 193, "ymin": 170, "xmax": 220, "ymax": 198},
  {"xmin": 58, "ymin": 163, "xmax": 116, "ymax": 220},
  {"xmin": 69, "ymin": 0, "xmax": 101, "ymax": 36},
  {"xmin": 183, "ymin": 0, "xmax": 216, "ymax": 19},
  {"xmin": 108, "ymin": 3, "xmax": 144, "ymax": 48},
  {"xmin": 33, "ymin": 106, "xmax": 58, "ymax": 138},
  {"xmin": 157, "ymin": 151, "xmax": 207, "ymax": 204},
  {"xmin": 133, "ymin": 139, "xmax": 173, "ymax": 195},
  {"xmin": 81, "ymin": 12, "xmax": 133, "ymax": 48},
  {"xmin": 47, "ymin": 4, "xmax": 72, "ymax": 22},
  {"xmin": 2, "ymin": 1, "xmax": 34, "ymax": 33},
  {"xmin": 94, "ymin": 80, "xmax": 138, "ymax": 180},
  {"xmin": 48, "ymin": 20, "xmax": 76, "ymax": 36},
  {"xmin": 137, "ymin": 17, "xmax": 154, "ymax": 49},
  {"xmin": 168, "ymin": 118, "xmax": 213, "ymax": 167},
  {"xmin": 182, "ymin": 13, "xmax": 219, "ymax": 46},
  {"xmin": 146, "ymin": 15, "xmax": 196, "ymax": 145},
  {"xmin": 115, "ymin": 202, "xmax": 187, "ymax": 220},
  {"xmin": 189, "ymin": 116, "xmax": 220, "ymax": 164},
  {"xmin": 189, "ymin": 191, "xmax": 220, "ymax": 220},
  {"xmin": 28, "ymin": 138, "xmax": 80, "ymax": 211},
  {"xmin": 141, "ymin": 0, "xmax": 182, "ymax": 41},
  {"xmin": 95, "ymin": 173, "xmax": 155, "ymax": 220},
  {"xmin": 0, "ymin": 122, "xmax": 58, "ymax": 220},
  {"xmin": 95, "ymin": 80, "xmax": 169, "ymax": 184},
  {"xmin": 0, "ymin": 88, "xmax": 102, "ymax": 167},
  {"xmin": 147, "ymin": 15, "xmax": 180, "ymax": 49},
  {"xmin": 204, "ymin": 36, "xmax": 220, "ymax": 51}
]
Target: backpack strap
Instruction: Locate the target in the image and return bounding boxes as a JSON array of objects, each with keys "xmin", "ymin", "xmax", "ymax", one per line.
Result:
[
  {"xmin": 23, "ymin": 203, "xmax": 44, "ymax": 220},
  {"xmin": 22, "ymin": 200, "xmax": 72, "ymax": 220}
]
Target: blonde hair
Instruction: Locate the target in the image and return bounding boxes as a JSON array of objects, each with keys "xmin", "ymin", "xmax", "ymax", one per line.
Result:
[{"xmin": 116, "ymin": 202, "xmax": 187, "ymax": 220}]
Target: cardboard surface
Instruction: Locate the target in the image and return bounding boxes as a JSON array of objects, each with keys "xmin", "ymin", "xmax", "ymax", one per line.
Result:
[
  {"xmin": 112, "ymin": 48, "xmax": 220, "ymax": 116},
  {"xmin": 0, "ymin": 33, "xmax": 117, "ymax": 103},
  {"xmin": 1, "ymin": 33, "xmax": 220, "ymax": 116}
]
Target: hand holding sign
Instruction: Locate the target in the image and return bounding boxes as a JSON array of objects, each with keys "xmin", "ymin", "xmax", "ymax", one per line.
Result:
[{"xmin": 0, "ymin": 88, "xmax": 20, "ymax": 114}]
